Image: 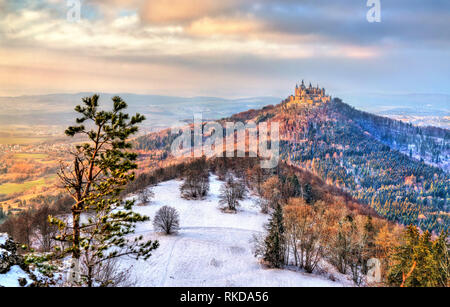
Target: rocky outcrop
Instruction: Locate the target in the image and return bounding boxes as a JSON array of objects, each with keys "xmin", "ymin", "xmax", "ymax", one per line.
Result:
[{"xmin": 0, "ymin": 233, "xmax": 36, "ymax": 287}]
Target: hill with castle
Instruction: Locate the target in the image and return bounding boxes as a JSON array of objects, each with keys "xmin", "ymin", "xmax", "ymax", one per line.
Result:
[{"xmin": 135, "ymin": 82, "xmax": 449, "ymax": 233}]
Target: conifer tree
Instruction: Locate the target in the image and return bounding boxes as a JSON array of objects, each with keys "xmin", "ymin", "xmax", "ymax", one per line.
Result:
[
  {"xmin": 388, "ymin": 225, "xmax": 449, "ymax": 287},
  {"xmin": 263, "ymin": 203, "xmax": 285, "ymax": 268},
  {"xmin": 433, "ymin": 231, "xmax": 450, "ymax": 287},
  {"xmin": 51, "ymin": 94, "xmax": 159, "ymax": 286}
]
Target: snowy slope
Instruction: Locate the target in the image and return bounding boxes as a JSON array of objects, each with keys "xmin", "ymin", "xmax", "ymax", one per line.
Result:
[
  {"xmin": 0, "ymin": 265, "xmax": 32, "ymax": 287},
  {"xmin": 121, "ymin": 175, "xmax": 347, "ymax": 287}
]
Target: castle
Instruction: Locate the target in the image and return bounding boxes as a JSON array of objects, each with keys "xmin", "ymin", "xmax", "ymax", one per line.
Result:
[{"xmin": 287, "ymin": 80, "xmax": 331, "ymax": 106}]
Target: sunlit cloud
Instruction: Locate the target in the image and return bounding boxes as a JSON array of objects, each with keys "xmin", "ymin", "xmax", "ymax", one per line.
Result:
[
  {"xmin": 187, "ymin": 16, "xmax": 261, "ymax": 36},
  {"xmin": 139, "ymin": 0, "xmax": 244, "ymax": 24},
  {"xmin": 0, "ymin": 0, "xmax": 448, "ymax": 97}
]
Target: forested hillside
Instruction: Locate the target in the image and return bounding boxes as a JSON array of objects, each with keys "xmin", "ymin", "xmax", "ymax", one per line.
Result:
[
  {"xmin": 333, "ymin": 100, "xmax": 449, "ymax": 171},
  {"xmin": 135, "ymin": 98, "xmax": 449, "ymax": 233},
  {"xmin": 275, "ymin": 99, "xmax": 449, "ymax": 233}
]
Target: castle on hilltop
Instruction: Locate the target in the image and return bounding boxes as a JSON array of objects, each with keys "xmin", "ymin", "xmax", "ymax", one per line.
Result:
[{"xmin": 287, "ymin": 80, "xmax": 331, "ymax": 106}]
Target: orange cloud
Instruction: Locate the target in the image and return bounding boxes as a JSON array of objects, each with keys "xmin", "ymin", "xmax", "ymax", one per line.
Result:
[
  {"xmin": 139, "ymin": 0, "xmax": 243, "ymax": 24},
  {"xmin": 187, "ymin": 16, "xmax": 261, "ymax": 36}
]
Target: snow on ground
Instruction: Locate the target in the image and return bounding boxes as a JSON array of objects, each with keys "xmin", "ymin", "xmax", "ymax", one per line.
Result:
[
  {"xmin": 0, "ymin": 266, "xmax": 32, "ymax": 287},
  {"xmin": 121, "ymin": 175, "xmax": 347, "ymax": 287},
  {"xmin": 0, "ymin": 234, "xmax": 7, "ymax": 246}
]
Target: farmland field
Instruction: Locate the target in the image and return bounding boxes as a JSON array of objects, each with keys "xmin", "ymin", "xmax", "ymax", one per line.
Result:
[
  {"xmin": 0, "ymin": 137, "xmax": 48, "ymax": 145},
  {"xmin": 0, "ymin": 176, "xmax": 54, "ymax": 195},
  {"xmin": 13, "ymin": 153, "xmax": 49, "ymax": 160}
]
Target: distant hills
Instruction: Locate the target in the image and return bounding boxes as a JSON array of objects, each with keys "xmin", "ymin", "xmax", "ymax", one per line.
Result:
[
  {"xmin": 343, "ymin": 93, "xmax": 450, "ymax": 128},
  {"xmin": 0, "ymin": 92, "xmax": 449, "ymax": 132},
  {"xmin": 0, "ymin": 93, "xmax": 280, "ymax": 132}
]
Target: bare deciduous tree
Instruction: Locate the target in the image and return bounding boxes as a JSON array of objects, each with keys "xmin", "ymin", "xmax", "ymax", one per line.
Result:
[
  {"xmin": 79, "ymin": 254, "xmax": 136, "ymax": 287},
  {"xmin": 33, "ymin": 204, "xmax": 59, "ymax": 252},
  {"xmin": 219, "ymin": 174, "xmax": 246, "ymax": 212},
  {"xmin": 138, "ymin": 188, "xmax": 154, "ymax": 205},
  {"xmin": 284, "ymin": 199, "xmax": 332, "ymax": 273},
  {"xmin": 153, "ymin": 206, "xmax": 180, "ymax": 235}
]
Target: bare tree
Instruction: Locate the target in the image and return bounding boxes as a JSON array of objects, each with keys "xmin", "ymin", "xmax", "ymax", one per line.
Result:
[
  {"xmin": 255, "ymin": 198, "xmax": 270, "ymax": 214},
  {"xmin": 219, "ymin": 174, "xmax": 245, "ymax": 212},
  {"xmin": 284, "ymin": 199, "xmax": 331, "ymax": 273},
  {"xmin": 261, "ymin": 176, "xmax": 282, "ymax": 210},
  {"xmin": 138, "ymin": 188, "xmax": 154, "ymax": 205},
  {"xmin": 15, "ymin": 209, "xmax": 34, "ymax": 250},
  {"xmin": 235, "ymin": 178, "xmax": 246, "ymax": 200},
  {"xmin": 33, "ymin": 204, "xmax": 58, "ymax": 252},
  {"xmin": 153, "ymin": 206, "xmax": 180, "ymax": 235},
  {"xmin": 252, "ymin": 232, "xmax": 266, "ymax": 259},
  {"xmin": 79, "ymin": 255, "xmax": 136, "ymax": 287}
]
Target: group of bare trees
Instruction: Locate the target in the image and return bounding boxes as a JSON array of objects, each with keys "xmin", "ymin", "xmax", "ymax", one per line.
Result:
[
  {"xmin": 180, "ymin": 158, "xmax": 210, "ymax": 200},
  {"xmin": 283, "ymin": 198, "xmax": 328, "ymax": 273},
  {"xmin": 255, "ymin": 195, "xmax": 380, "ymax": 284},
  {"xmin": 0, "ymin": 196, "xmax": 72, "ymax": 253}
]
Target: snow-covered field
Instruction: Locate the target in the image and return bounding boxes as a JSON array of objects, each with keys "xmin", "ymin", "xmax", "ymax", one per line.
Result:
[{"xmin": 121, "ymin": 175, "xmax": 347, "ymax": 287}]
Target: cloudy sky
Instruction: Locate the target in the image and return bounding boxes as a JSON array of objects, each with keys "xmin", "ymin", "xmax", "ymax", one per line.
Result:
[{"xmin": 0, "ymin": 0, "xmax": 449, "ymax": 99}]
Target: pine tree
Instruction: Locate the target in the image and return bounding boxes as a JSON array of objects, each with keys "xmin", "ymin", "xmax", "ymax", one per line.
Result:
[
  {"xmin": 263, "ymin": 203, "xmax": 285, "ymax": 268},
  {"xmin": 433, "ymin": 231, "xmax": 450, "ymax": 287},
  {"xmin": 49, "ymin": 95, "xmax": 159, "ymax": 286},
  {"xmin": 388, "ymin": 225, "xmax": 449, "ymax": 287}
]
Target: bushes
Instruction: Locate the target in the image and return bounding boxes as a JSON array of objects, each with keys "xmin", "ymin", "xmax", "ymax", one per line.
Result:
[{"xmin": 153, "ymin": 206, "xmax": 180, "ymax": 235}]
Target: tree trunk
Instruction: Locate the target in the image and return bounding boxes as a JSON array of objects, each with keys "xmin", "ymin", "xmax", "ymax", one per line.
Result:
[
  {"xmin": 68, "ymin": 206, "xmax": 82, "ymax": 286},
  {"xmin": 72, "ymin": 210, "xmax": 81, "ymax": 259},
  {"xmin": 87, "ymin": 264, "xmax": 93, "ymax": 287}
]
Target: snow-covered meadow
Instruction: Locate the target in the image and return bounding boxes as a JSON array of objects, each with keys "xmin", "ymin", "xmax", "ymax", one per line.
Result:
[{"xmin": 121, "ymin": 175, "xmax": 347, "ymax": 287}]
